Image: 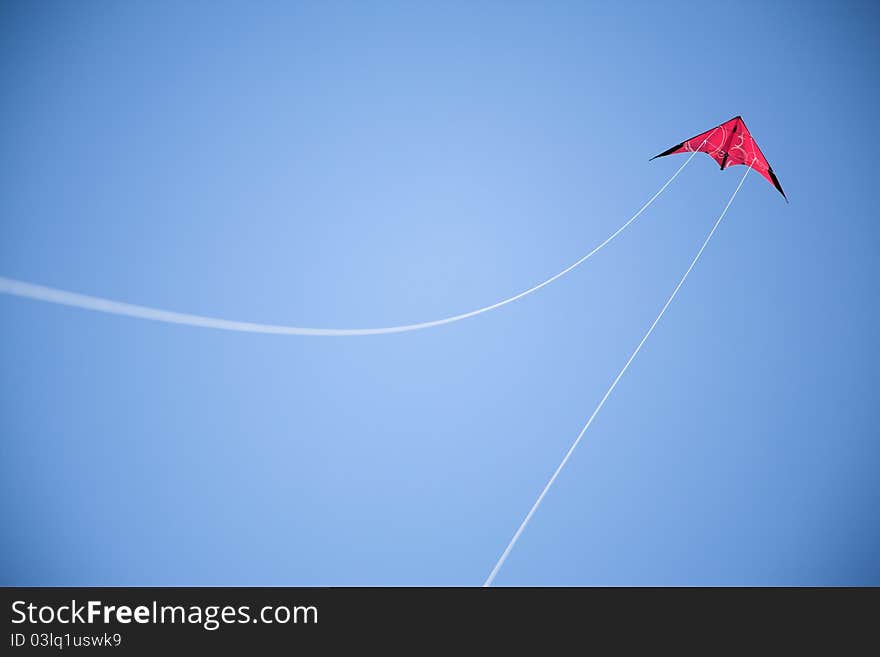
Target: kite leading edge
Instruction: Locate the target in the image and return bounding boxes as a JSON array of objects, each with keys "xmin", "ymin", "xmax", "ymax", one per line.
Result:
[{"xmin": 651, "ymin": 115, "xmax": 786, "ymax": 201}]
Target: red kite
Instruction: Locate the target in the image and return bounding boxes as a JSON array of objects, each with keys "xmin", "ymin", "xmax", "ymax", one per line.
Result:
[{"xmin": 652, "ymin": 116, "xmax": 786, "ymax": 200}]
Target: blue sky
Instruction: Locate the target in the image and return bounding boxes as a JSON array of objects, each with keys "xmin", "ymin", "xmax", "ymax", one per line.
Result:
[{"xmin": 1, "ymin": 1, "xmax": 878, "ymax": 585}]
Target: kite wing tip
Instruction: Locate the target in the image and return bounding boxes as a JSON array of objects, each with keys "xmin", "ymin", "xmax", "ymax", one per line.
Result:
[
  {"xmin": 650, "ymin": 141, "xmax": 685, "ymax": 161},
  {"xmin": 768, "ymin": 167, "xmax": 787, "ymax": 202}
]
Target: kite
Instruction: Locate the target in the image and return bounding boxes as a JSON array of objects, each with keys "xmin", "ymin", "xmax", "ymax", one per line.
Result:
[
  {"xmin": 651, "ymin": 115, "xmax": 786, "ymax": 200},
  {"xmin": 0, "ymin": 111, "xmax": 786, "ymax": 587},
  {"xmin": 484, "ymin": 116, "xmax": 786, "ymax": 585}
]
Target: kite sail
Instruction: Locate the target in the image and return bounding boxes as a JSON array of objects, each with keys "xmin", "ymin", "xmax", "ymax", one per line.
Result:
[{"xmin": 651, "ymin": 115, "xmax": 786, "ymax": 200}]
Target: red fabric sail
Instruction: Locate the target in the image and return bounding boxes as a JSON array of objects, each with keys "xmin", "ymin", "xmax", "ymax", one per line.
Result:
[{"xmin": 651, "ymin": 116, "xmax": 786, "ymax": 200}]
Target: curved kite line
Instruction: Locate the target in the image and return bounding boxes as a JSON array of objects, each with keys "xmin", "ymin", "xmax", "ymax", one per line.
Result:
[
  {"xmin": 483, "ymin": 159, "xmax": 755, "ymax": 586},
  {"xmin": 0, "ymin": 146, "xmax": 707, "ymax": 337}
]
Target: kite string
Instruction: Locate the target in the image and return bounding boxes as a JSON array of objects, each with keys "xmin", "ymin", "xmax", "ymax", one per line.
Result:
[
  {"xmin": 0, "ymin": 142, "xmax": 711, "ymax": 337},
  {"xmin": 483, "ymin": 158, "xmax": 754, "ymax": 587}
]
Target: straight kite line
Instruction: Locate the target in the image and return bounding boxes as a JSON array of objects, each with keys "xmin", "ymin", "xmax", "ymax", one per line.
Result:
[
  {"xmin": 0, "ymin": 147, "xmax": 707, "ymax": 337},
  {"xmin": 483, "ymin": 159, "xmax": 754, "ymax": 587}
]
